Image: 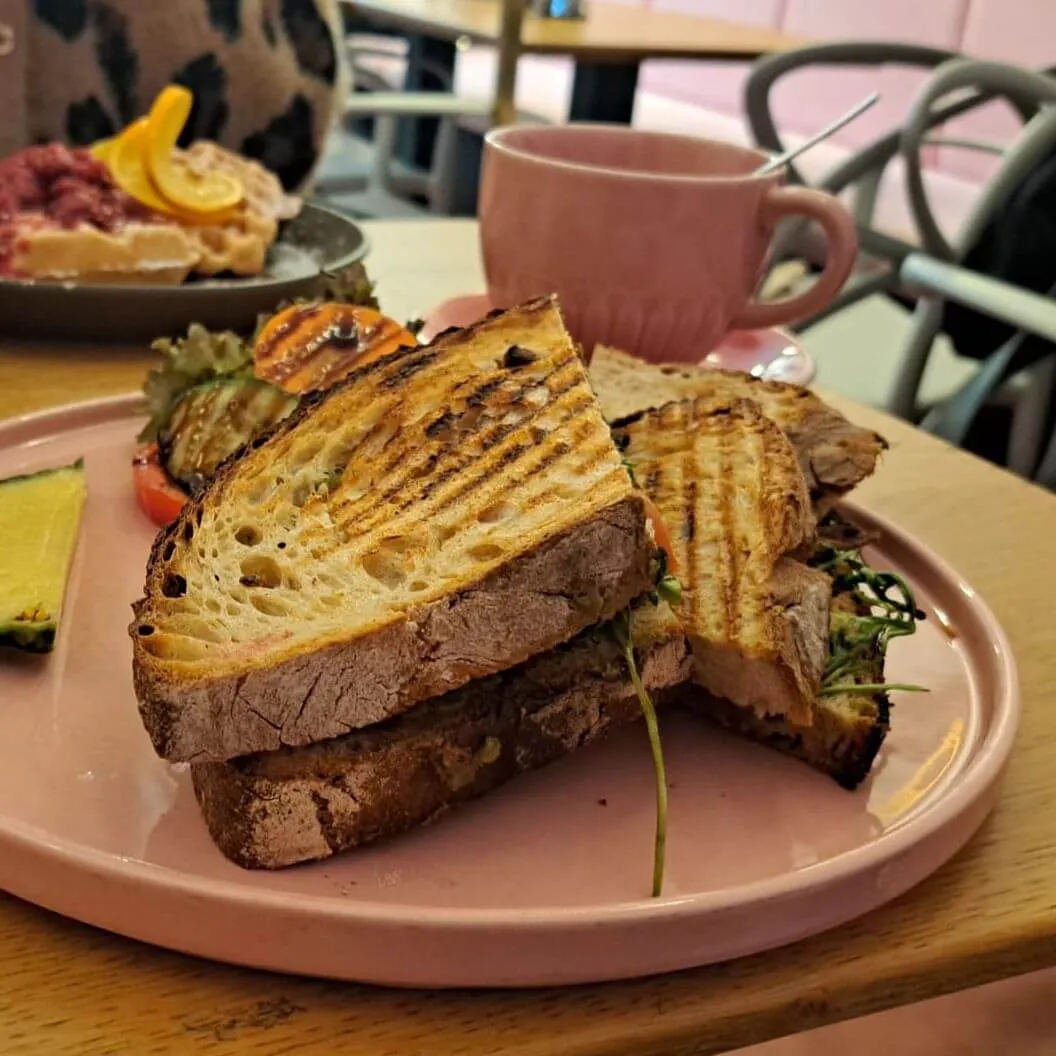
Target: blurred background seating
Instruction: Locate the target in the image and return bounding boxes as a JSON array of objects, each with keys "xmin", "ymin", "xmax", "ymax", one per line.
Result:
[{"xmin": 318, "ymin": 0, "xmax": 1056, "ymax": 486}]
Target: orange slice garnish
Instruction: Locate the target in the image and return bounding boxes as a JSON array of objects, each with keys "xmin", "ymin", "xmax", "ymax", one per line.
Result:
[
  {"xmin": 89, "ymin": 136, "xmax": 116, "ymax": 164},
  {"xmin": 145, "ymin": 86, "xmax": 243, "ymax": 214},
  {"xmin": 109, "ymin": 119, "xmax": 179, "ymax": 216}
]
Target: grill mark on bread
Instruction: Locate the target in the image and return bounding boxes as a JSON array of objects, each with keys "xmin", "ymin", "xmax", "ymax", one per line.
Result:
[
  {"xmin": 355, "ymin": 370, "xmax": 592, "ymax": 527},
  {"xmin": 463, "ymin": 376, "xmax": 506, "ymax": 407},
  {"xmin": 425, "ymin": 411, "xmax": 455, "ymax": 439},
  {"xmin": 426, "ymin": 414, "xmax": 574, "ymax": 517},
  {"xmin": 684, "ymin": 477, "xmax": 697, "ymax": 543},
  {"xmin": 361, "ymin": 391, "xmax": 546, "ymax": 520},
  {"xmin": 379, "ymin": 350, "xmax": 439, "ymax": 389}
]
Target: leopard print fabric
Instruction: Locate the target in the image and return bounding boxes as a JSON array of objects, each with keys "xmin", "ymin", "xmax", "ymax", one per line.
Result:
[{"xmin": 26, "ymin": 0, "xmax": 348, "ymax": 190}]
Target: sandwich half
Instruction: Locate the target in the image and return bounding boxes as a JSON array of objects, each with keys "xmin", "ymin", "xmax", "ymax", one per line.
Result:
[
  {"xmin": 615, "ymin": 398, "xmax": 913, "ymax": 789},
  {"xmin": 131, "ymin": 298, "xmax": 658, "ymax": 762},
  {"xmin": 590, "ymin": 344, "xmax": 887, "ymax": 512}
]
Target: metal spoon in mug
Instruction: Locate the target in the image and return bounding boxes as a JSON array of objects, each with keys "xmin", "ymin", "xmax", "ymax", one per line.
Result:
[{"xmin": 754, "ymin": 92, "xmax": 880, "ymax": 177}]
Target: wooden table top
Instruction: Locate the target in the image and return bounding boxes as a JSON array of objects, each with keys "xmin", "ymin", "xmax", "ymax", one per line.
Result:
[
  {"xmin": 346, "ymin": 0, "xmax": 804, "ymax": 61},
  {"xmin": 2, "ymin": 220, "xmax": 1056, "ymax": 1056}
]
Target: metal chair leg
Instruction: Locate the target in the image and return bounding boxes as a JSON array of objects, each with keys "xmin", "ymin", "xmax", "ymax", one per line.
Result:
[
  {"xmin": 1035, "ymin": 419, "xmax": 1056, "ymax": 489},
  {"xmin": 889, "ymin": 298, "xmax": 946, "ymax": 420},
  {"xmin": 371, "ymin": 114, "xmax": 399, "ymax": 192},
  {"xmin": 1008, "ymin": 355, "xmax": 1056, "ymax": 477},
  {"xmin": 427, "ymin": 117, "xmax": 459, "ymax": 215}
]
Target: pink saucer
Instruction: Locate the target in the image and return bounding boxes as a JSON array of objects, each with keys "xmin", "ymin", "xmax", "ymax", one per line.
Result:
[{"xmin": 419, "ymin": 294, "xmax": 816, "ymax": 385}]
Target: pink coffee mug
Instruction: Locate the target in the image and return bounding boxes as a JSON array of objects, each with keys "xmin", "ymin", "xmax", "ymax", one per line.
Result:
[{"xmin": 479, "ymin": 124, "xmax": 857, "ymax": 363}]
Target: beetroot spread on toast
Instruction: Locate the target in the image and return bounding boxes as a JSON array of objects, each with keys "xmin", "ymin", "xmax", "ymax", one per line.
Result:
[{"xmin": 0, "ymin": 144, "xmax": 153, "ymax": 276}]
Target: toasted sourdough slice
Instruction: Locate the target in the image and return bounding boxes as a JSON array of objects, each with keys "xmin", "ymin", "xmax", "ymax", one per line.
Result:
[
  {"xmin": 614, "ymin": 397, "xmax": 830, "ymax": 727},
  {"xmin": 191, "ymin": 601, "xmax": 689, "ymax": 868},
  {"xmin": 695, "ymin": 556, "xmax": 889, "ymax": 790},
  {"xmin": 590, "ymin": 345, "xmax": 887, "ymax": 512},
  {"xmin": 132, "ymin": 297, "xmax": 656, "ymax": 763}
]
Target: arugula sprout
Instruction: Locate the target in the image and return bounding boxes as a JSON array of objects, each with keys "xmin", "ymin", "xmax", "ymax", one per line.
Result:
[
  {"xmin": 811, "ymin": 545, "xmax": 928, "ymax": 698},
  {"xmin": 612, "ymin": 610, "xmax": 668, "ymax": 898},
  {"xmin": 657, "ymin": 574, "xmax": 682, "ymax": 606}
]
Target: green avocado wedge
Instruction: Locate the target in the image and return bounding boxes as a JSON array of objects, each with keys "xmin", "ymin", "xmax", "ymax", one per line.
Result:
[{"xmin": 0, "ymin": 459, "xmax": 87, "ymax": 654}]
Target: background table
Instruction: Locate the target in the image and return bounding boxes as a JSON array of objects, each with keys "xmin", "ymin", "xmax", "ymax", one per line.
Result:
[
  {"xmin": 2, "ymin": 219, "xmax": 1056, "ymax": 1056},
  {"xmin": 347, "ymin": 0, "xmax": 803, "ymax": 123},
  {"xmin": 343, "ymin": 0, "xmax": 803, "ymax": 198}
]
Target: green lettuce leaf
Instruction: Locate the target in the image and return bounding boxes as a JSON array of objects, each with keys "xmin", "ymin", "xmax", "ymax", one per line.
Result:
[{"xmin": 139, "ymin": 325, "xmax": 253, "ymax": 443}]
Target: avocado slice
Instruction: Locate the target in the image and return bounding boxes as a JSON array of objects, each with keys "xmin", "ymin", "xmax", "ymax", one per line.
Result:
[{"xmin": 0, "ymin": 459, "xmax": 87, "ymax": 653}]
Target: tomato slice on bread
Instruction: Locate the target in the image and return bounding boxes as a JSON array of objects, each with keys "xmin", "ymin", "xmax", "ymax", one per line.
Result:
[{"xmin": 644, "ymin": 497, "xmax": 678, "ymax": 574}]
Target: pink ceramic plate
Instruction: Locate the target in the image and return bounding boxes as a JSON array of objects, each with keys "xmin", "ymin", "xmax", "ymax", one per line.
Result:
[
  {"xmin": 0, "ymin": 397, "xmax": 1018, "ymax": 988},
  {"xmin": 420, "ymin": 293, "xmax": 817, "ymax": 385}
]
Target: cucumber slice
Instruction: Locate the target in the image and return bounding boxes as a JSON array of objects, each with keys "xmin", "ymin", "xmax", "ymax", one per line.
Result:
[
  {"xmin": 158, "ymin": 378, "xmax": 297, "ymax": 493},
  {"xmin": 0, "ymin": 459, "xmax": 87, "ymax": 653}
]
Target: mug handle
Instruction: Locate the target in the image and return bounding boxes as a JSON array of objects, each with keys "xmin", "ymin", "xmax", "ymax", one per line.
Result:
[{"xmin": 729, "ymin": 185, "xmax": 858, "ymax": 332}]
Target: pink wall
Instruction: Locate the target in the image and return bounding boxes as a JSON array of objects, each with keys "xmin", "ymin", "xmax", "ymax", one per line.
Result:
[{"xmin": 638, "ymin": 0, "xmax": 1051, "ymax": 184}]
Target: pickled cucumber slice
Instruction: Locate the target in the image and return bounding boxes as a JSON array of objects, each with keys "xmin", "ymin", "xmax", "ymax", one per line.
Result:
[{"xmin": 0, "ymin": 459, "xmax": 87, "ymax": 653}]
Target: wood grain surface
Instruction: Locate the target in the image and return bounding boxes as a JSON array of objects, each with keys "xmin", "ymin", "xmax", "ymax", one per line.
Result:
[
  {"xmin": 1, "ymin": 221, "xmax": 1055, "ymax": 1056},
  {"xmin": 347, "ymin": 0, "xmax": 804, "ymax": 60}
]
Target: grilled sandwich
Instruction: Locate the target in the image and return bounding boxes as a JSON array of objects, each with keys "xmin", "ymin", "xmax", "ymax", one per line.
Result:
[
  {"xmin": 189, "ymin": 394, "xmax": 900, "ymax": 871},
  {"xmin": 590, "ymin": 344, "xmax": 887, "ymax": 511},
  {"xmin": 131, "ymin": 298, "xmax": 658, "ymax": 763}
]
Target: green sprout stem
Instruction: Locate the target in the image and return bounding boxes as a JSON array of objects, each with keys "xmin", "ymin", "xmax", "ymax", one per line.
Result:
[
  {"xmin": 613, "ymin": 612, "xmax": 667, "ymax": 898},
  {"xmin": 820, "ymin": 681, "xmax": 929, "ymax": 697}
]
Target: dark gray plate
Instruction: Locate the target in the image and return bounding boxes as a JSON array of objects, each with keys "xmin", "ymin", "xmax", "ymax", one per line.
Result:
[{"xmin": 0, "ymin": 203, "xmax": 368, "ymax": 342}]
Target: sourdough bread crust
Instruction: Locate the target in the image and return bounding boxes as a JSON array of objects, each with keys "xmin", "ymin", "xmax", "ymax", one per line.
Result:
[
  {"xmin": 136, "ymin": 495, "xmax": 654, "ymax": 761},
  {"xmin": 191, "ymin": 609, "xmax": 691, "ymax": 869}
]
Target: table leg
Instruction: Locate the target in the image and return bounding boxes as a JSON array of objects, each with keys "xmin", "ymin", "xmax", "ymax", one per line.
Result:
[
  {"xmin": 568, "ymin": 61, "xmax": 640, "ymax": 123},
  {"xmin": 395, "ymin": 34, "xmax": 458, "ymax": 171},
  {"xmin": 451, "ymin": 125, "xmax": 484, "ymax": 216}
]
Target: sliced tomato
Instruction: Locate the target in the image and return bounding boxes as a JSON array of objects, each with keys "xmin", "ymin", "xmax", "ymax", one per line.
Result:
[
  {"xmin": 253, "ymin": 302, "xmax": 418, "ymax": 394},
  {"xmin": 644, "ymin": 497, "xmax": 678, "ymax": 575},
  {"xmin": 133, "ymin": 443, "xmax": 188, "ymax": 528}
]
